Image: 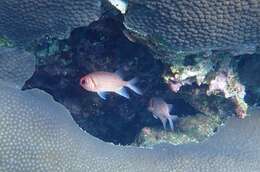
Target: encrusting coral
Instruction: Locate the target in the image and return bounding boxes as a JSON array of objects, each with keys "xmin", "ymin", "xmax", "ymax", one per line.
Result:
[
  {"xmin": 0, "ymin": 47, "xmax": 35, "ymax": 88},
  {"xmin": 164, "ymin": 53, "xmax": 248, "ymax": 118},
  {"xmin": 124, "ymin": 0, "xmax": 259, "ymax": 62},
  {"xmin": 134, "ymin": 113, "xmax": 221, "ymax": 147},
  {"xmin": 0, "ymin": 0, "xmax": 260, "ymax": 171},
  {"xmin": 0, "ymin": 0, "xmax": 102, "ymax": 45}
]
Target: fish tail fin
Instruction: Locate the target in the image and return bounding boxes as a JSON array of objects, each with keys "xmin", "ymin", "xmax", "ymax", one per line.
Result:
[
  {"xmin": 168, "ymin": 115, "xmax": 178, "ymax": 131},
  {"xmin": 126, "ymin": 77, "xmax": 142, "ymax": 95}
]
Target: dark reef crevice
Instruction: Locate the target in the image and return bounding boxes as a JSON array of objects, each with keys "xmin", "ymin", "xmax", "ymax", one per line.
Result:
[
  {"xmin": 24, "ymin": 16, "xmax": 198, "ymax": 145},
  {"xmin": 20, "ymin": 7, "xmax": 260, "ymax": 147}
]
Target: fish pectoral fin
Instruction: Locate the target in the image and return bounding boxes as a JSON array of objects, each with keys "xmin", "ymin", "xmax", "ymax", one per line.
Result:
[
  {"xmin": 161, "ymin": 118, "xmax": 167, "ymax": 130},
  {"xmin": 152, "ymin": 114, "xmax": 158, "ymax": 119},
  {"xmin": 168, "ymin": 115, "xmax": 178, "ymax": 131},
  {"xmin": 168, "ymin": 117, "xmax": 174, "ymax": 131},
  {"xmin": 167, "ymin": 104, "xmax": 173, "ymax": 112},
  {"xmin": 115, "ymin": 87, "xmax": 129, "ymax": 99},
  {"xmin": 170, "ymin": 115, "xmax": 178, "ymax": 121},
  {"xmin": 97, "ymin": 92, "xmax": 108, "ymax": 100}
]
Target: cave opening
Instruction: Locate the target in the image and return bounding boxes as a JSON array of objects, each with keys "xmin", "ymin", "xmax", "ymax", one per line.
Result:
[{"xmin": 24, "ymin": 16, "xmax": 198, "ymax": 146}]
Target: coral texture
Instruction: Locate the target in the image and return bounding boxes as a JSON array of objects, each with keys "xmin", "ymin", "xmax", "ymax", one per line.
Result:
[
  {"xmin": 0, "ymin": 47, "xmax": 260, "ymax": 171},
  {"xmin": 164, "ymin": 53, "xmax": 248, "ymax": 118},
  {"xmin": 1, "ymin": 82, "xmax": 260, "ymax": 171},
  {"xmin": 0, "ymin": 0, "xmax": 102, "ymax": 45},
  {"xmin": 0, "ymin": 47, "xmax": 35, "ymax": 88},
  {"xmin": 124, "ymin": 0, "xmax": 259, "ymax": 60}
]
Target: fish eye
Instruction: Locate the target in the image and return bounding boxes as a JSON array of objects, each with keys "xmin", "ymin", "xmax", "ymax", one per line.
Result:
[{"xmin": 81, "ymin": 79, "xmax": 85, "ymax": 85}]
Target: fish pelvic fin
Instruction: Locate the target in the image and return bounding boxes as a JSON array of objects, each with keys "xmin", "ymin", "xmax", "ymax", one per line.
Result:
[
  {"xmin": 167, "ymin": 104, "xmax": 173, "ymax": 112},
  {"xmin": 126, "ymin": 77, "xmax": 142, "ymax": 95},
  {"xmin": 152, "ymin": 114, "xmax": 158, "ymax": 119},
  {"xmin": 168, "ymin": 115, "xmax": 178, "ymax": 131},
  {"xmin": 161, "ymin": 118, "xmax": 167, "ymax": 130}
]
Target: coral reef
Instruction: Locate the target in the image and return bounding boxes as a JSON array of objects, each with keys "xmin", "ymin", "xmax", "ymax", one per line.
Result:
[
  {"xmin": 23, "ymin": 17, "xmax": 251, "ymax": 147},
  {"xmin": 27, "ymin": 17, "xmax": 236, "ymax": 147},
  {"xmin": 0, "ymin": 47, "xmax": 35, "ymax": 88},
  {"xmin": 164, "ymin": 53, "xmax": 248, "ymax": 118},
  {"xmin": 0, "ymin": 1, "xmax": 259, "ymax": 171},
  {"xmin": 25, "ymin": 18, "xmax": 173, "ymax": 145},
  {"xmin": 134, "ymin": 113, "xmax": 221, "ymax": 147},
  {"xmin": 134, "ymin": 127, "xmax": 198, "ymax": 147},
  {"xmin": 124, "ymin": 0, "xmax": 259, "ymax": 62},
  {"xmin": 0, "ymin": 36, "xmax": 13, "ymax": 48},
  {"xmin": 1, "ymin": 76, "xmax": 260, "ymax": 171},
  {"xmin": 0, "ymin": 47, "xmax": 260, "ymax": 172},
  {"xmin": 207, "ymin": 70, "xmax": 247, "ymax": 118},
  {"xmin": 177, "ymin": 113, "xmax": 221, "ymax": 141},
  {"xmin": 0, "ymin": 0, "xmax": 102, "ymax": 45}
]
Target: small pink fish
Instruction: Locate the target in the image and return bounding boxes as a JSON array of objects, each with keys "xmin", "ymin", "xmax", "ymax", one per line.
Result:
[
  {"xmin": 80, "ymin": 71, "xmax": 142, "ymax": 99},
  {"xmin": 148, "ymin": 97, "xmax": 178, "ymax": 130}
]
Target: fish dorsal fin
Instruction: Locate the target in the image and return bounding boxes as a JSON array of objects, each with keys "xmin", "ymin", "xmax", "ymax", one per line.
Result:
[
  {"xmin": 167, "ymin": 104, "xmax": 173, "ymax": 112},
  {"xmin": 126, "ymin": 77, "xmax": 142, "ymax": 95},
  {"xmin": 115, "ymin": 87, "xmax": 129, "ymax": 99},
  {"xmin": 115, "ymin": 69, "xmax": 124, "ymax": 79}
]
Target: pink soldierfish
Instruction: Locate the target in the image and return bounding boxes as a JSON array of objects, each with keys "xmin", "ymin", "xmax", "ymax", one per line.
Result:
[
  {"xmin": 148, "ymin": 97, "xmax": 178, "ymax": 130},
  {"xmin": 80, "ymin": 71, "xmax": 142, "ymax": 99}
]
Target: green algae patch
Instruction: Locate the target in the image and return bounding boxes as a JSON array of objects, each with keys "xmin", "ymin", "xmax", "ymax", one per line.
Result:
[
  {"xmin": 133, "ymin": 127, "xmax": 198, "ymax": 148},
  {"xmin": 177, "ymin": 113, "xmax": 222, "ymax": 142},
  {"xmin": 134, "ymin": 113, "xmax": 223, "ymax": 147},
  {"xmin": 0, "ymin": 36, "xmax": 14, "ymax": 48}
]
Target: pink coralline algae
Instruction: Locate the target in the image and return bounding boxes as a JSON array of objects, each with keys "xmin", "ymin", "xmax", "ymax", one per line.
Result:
[
  {"xmin": 168, "ymin": 81, "xmax": 182, "ymax": 93},
  {"xmin": 167, "ymin": 74, "xmax": 193, "ymax": 93},
  {"xmin": 207, "ymin": 72, "xmax": 247, "ymax": 118},
  {"xmin": 207, "ymin": 73, "xmax": 228, "ymax": 96}
]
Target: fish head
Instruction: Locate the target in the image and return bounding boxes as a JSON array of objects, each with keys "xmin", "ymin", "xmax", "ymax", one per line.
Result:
[
  {"xmin": 148, "ymin": 97, "xmax": 168, "ymax": 115},
  {"xmin": 108, "ymin": 0, "xmax": 128, "ymax": 14},
  {"xmin": 80, "ymin": 75, "xmax": 96, "ymax": 92}
]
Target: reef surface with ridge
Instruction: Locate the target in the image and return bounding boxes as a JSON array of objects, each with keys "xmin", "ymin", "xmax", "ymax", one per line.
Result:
[{"xmin": 0, "ymin": 0, "xmax": 260, "ymax": 171}]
